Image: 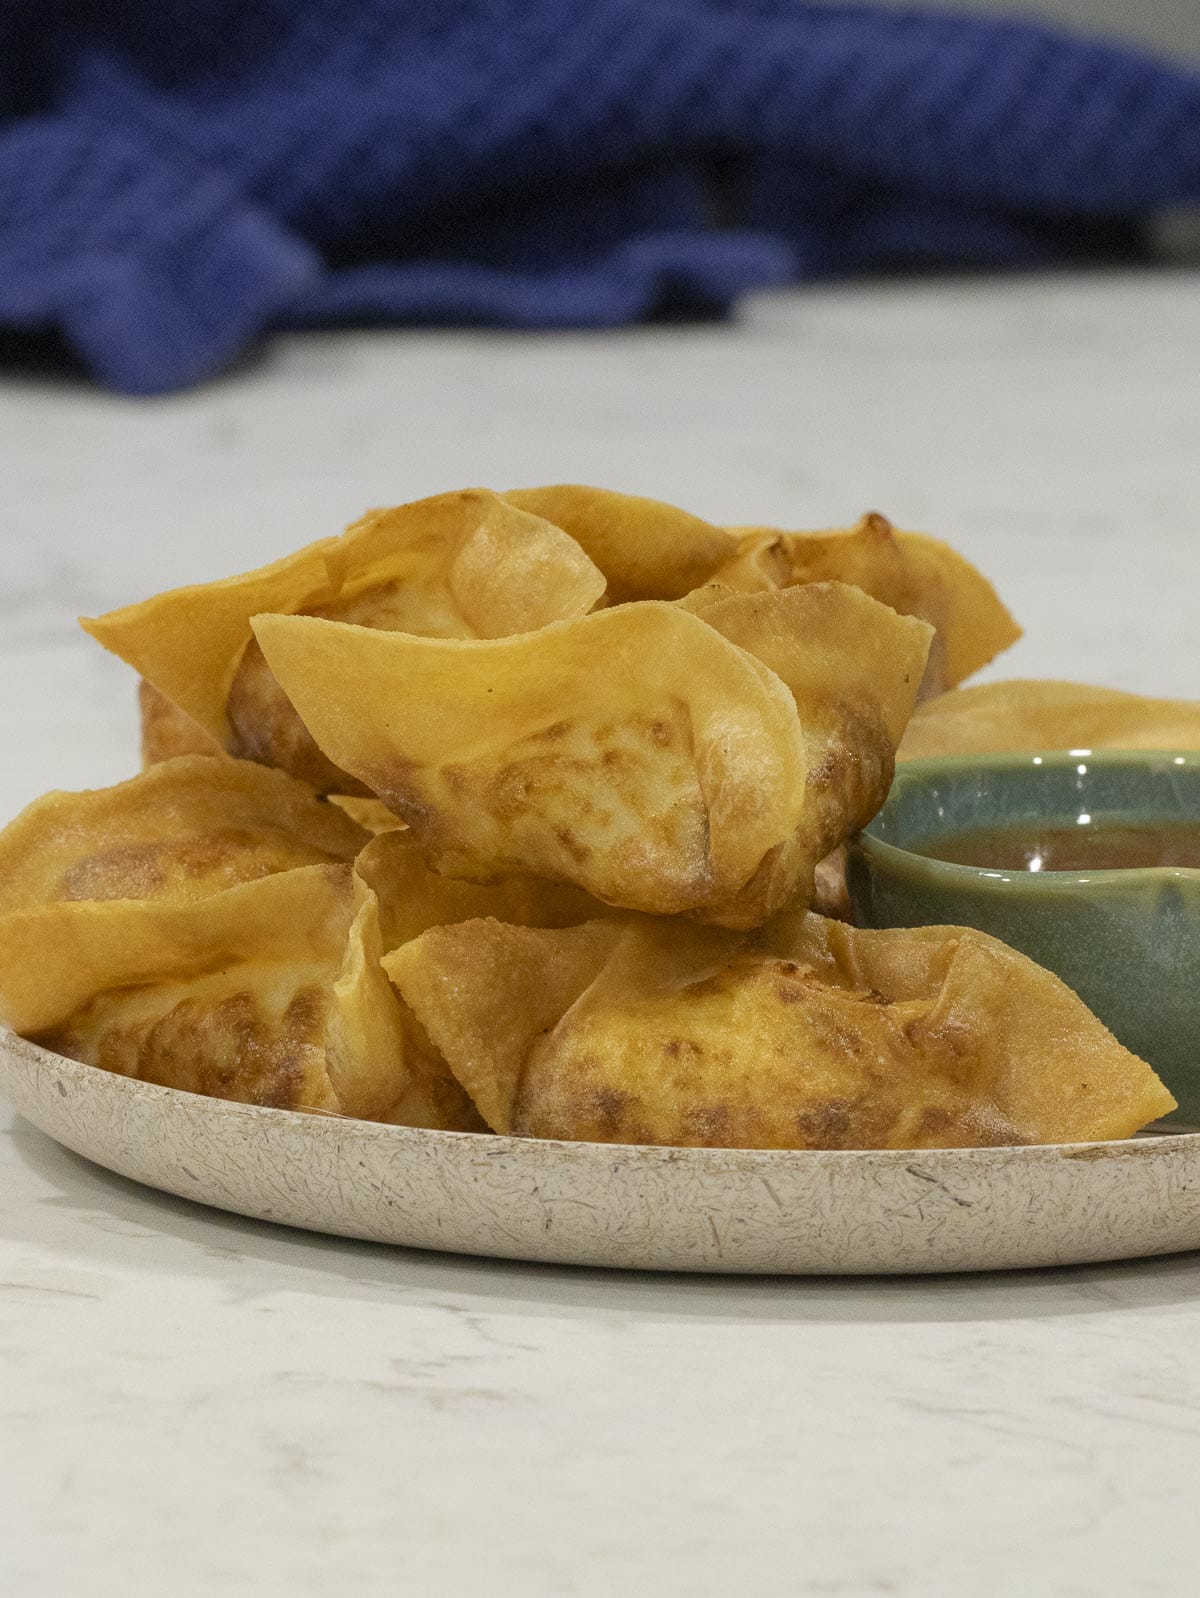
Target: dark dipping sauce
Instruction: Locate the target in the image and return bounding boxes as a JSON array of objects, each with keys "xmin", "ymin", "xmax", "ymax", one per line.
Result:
[{"xmin": 913, "ymin": 819, "xmax": 1200, "ymax": 874}]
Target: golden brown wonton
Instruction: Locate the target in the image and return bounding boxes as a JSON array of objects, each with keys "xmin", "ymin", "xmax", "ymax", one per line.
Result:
[
  {"xmin": 253, "ymin": 582, "xmax": 932, "ymax": 926},
  {"xmin": 899, "ymin": 679, "xmax": 1200, "ymax": 762},
  {"xmin": 386, "ymin": 911, "xmax": 1174, "ymax": 1149},
  {"xmin": 85, "ymin": 489, "xmax": 607, "ymax": 793},
  {"xmin": 0, "ymin": 759, "xmax": 478, "ymax": 1125},
  {"xmin": 4, "ymin": 867, "xmax": 379, "ymax": 1118},
  {"xmin": 716, "ymin": 512, "xmax": 1020, "ymax": 695}
]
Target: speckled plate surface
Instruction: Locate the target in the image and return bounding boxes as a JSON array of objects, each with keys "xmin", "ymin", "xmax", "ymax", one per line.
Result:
[{"xmin": 4, "ymin": 1028, "xmax": 1200, "ymax": 1275}]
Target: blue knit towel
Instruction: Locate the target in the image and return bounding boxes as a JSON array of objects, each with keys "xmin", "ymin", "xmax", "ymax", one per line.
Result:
[{"xmin": 2, "ymin": 1, "xmax": 1198, "ymax": 393}]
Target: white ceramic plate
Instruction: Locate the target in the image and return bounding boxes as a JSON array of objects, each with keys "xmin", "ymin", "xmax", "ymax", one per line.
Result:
[{"xmin": 4, "ymin": 1028, "xmax": 1199, "ymax": 1275}]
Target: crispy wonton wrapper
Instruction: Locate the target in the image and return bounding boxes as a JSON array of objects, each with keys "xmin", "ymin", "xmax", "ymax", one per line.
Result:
[
  {"xmin": 327, "ymin": 794, "xmax": 408, "ymax": 834},
  {"xmin": 355, "ymin": 827, "xmax": 608, "ymax": 952},
  {"xmin": 0, "ymin": 759, "xmax": 483, "ymax": 1125},
  {"xmin": 139, "ymin": 680, "xmax": 225, "ymax": 766},
  {"xmin": 505, "ymin": 484, "xmax": 736, "ymax": 603},
  {"xmin": 716, "ymin": 512, "xmax": 1020, "ymax": 696},
  {"xmin": 899, "ymin": 679, "xmax": 1200, "ymax": 762},
  {"xmin": 253, "ymin": 583, "xmax": 932, "ymax": 926},
  {"xmin": 385, "ymin": 911, "xmax": 1175, "ymax": 1148},
  {"xmin": 86, "ymin": 489, "xmax": 607, "ymax": 792}
]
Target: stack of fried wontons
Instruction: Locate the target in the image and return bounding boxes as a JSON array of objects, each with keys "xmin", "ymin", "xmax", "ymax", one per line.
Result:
[{"xmin": 0, "ymin": 487, "xmax": 1178, "ymax": 1147}]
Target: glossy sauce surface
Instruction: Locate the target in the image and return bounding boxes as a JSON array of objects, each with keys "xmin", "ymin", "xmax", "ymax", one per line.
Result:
[{"xmin": 913, "ymin": 819, "xmax": 1200, "ymax": 873}]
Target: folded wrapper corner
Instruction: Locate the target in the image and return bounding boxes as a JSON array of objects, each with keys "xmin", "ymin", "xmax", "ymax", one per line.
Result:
[
  {"xmin": 717, "ymin": 511, "xmax": 1020, "ymax": 696},
  {"xmin": 504, "ymin": 484, "xmax": 738, "ymax": 603}
]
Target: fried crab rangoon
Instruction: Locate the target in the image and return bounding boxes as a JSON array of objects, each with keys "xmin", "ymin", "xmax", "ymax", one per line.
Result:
[
  {"xmin": 86, "ymin": 489, "xmax": 607, "ymax": 794},
  {"xmin": 252, "ymin": 582, "xmax": 933, "ymax": 927},
  {"xmin": 0, "ymin": 761, "xmax": 454, "ymax": 1124},
  {"xmin": 385, "ymin": 912, "xmax": 1174, "ymax": 1149}
]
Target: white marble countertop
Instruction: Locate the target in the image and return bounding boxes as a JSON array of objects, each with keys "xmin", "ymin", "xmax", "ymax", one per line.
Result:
[{"xmin": 3, "ymin": 271, "xmax": 1200, "ymax": 1597}]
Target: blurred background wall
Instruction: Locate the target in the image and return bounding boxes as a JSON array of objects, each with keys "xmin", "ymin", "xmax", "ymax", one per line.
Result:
[{"xmin": 842, "ymin": 2, "xmax": 1199, "ymax": 61}]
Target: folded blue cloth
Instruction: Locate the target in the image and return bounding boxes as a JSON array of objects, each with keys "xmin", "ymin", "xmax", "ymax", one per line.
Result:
[{"xmin": 2, "ymin": 1, "xmax": 1198, "ymax": 393}]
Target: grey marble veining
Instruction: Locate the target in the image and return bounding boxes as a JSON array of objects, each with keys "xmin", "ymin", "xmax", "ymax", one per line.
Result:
[{"xmin": 2, "ymin": 271, "xmax": 1200, "ymax": 1596}]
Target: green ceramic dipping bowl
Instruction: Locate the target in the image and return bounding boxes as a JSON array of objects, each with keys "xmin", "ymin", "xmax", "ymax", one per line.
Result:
[{"xmin": 846, "ymin": 750, "xmax": 1200, "ymax": 1126}]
